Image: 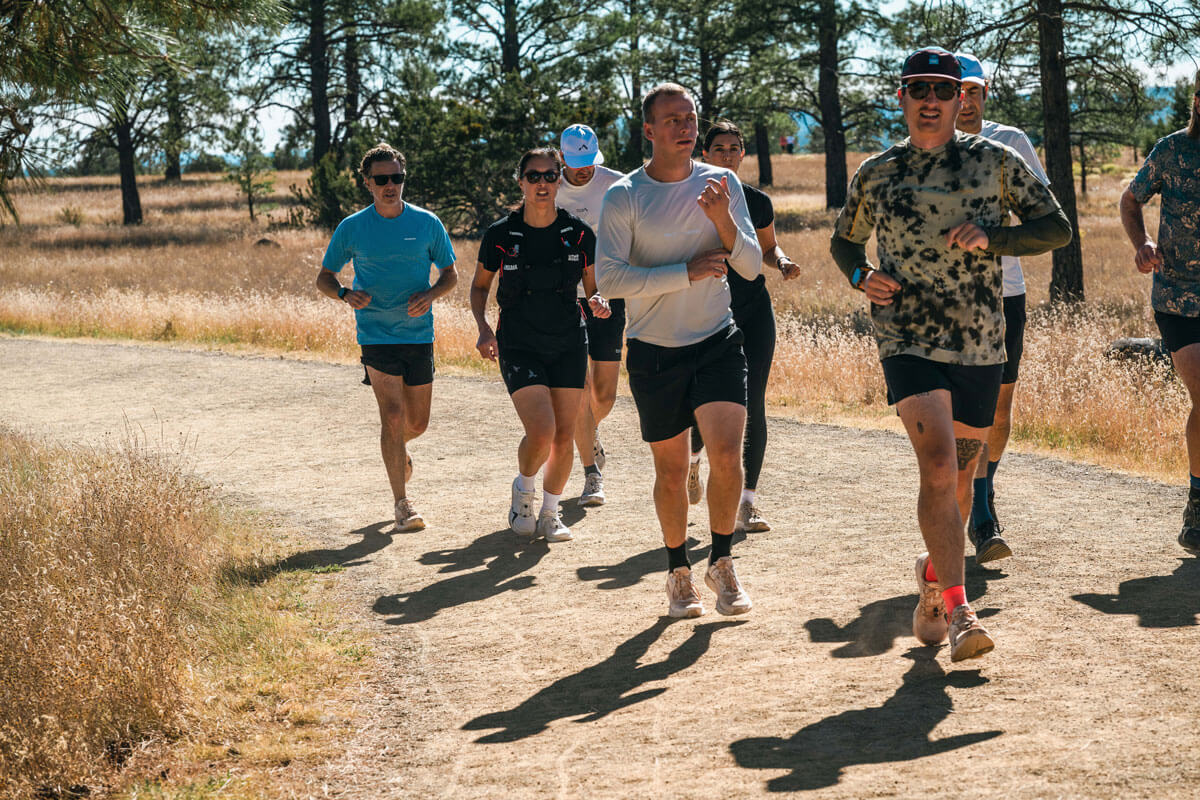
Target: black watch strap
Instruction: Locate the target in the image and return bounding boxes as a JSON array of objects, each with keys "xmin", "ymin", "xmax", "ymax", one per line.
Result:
[{"xmin": 337, "ymin": 286, "xmax": 348, "ymax": 300}]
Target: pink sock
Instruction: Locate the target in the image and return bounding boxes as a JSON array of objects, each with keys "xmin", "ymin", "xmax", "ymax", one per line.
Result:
[{"xmin": 942, "ymin": 584, "xmax": 967, "ymax": 614}]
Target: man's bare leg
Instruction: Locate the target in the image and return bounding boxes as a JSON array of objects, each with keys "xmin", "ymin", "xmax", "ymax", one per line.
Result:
[
  {"xmin": 648, "ymin": 430, "xmax": 691, "ymax": 549},
  {"xmin": 367, "ymin": 368, "xmax": 431, "ymax": 530},
  {"xmin": 693, "ymin": 401, "xmax": 746, "ymax": 536}
]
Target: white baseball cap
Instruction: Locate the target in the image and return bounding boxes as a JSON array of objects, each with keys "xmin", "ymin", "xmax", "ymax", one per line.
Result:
[
  {"xmin": 955, "ymin": 53, "xmax": 988, "ymax": 87},
  {"xmin": 560, "ymin": 124, "xmax": 605, "ymax": 168}
]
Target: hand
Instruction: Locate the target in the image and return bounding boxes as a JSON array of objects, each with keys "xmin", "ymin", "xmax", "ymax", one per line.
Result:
[
  {"xmin": 588, "ymin": 294, "xmax": 611, "ymax": 319},
  {"xmin": 407, "ymin": 290, "xmax": 433, "ymax": 317},
  {"xmin": 863, "ymin": 270, "xmax": 902, "ymax": 306},
  {"xmin": 687, "ymin": 248, "xmax": 730, "ymax": 282},
  {"xmin": 1135, "ymin": 241, "xmax": 1162, "ymax": 274},
  {"xmin": 946, "ymin": 222, "xmax": 989, "ymax": 251},
  {"xmin": 476, "ymin": 326, "xmax": 498, "ymax": 361},
  {"xmin": 777, "ymin": 258, "xmax": 801, "ymax": 280},
  {"xmin": 344, "ymin": 290, "xmax": 371, "ymax": 310},
  {"xmin": 697, "ymin": 176, "xmax": 733, "ymax": 223}
]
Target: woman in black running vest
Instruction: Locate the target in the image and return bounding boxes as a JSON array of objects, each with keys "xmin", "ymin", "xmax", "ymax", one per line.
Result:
[
  {"xmin": 688, "ymin": 121, "xmax": 800, "ymax": 532},
  {"xmin": 470, "ymin": 147, "xmax": 610, "ymax": 543}
]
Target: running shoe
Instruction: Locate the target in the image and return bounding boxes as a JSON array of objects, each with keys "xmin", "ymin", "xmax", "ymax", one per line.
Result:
[
  {"xmin": 579, "ymin": 471, "xmax": 605, "ymax": 507},
  {"xmin": 666, "ymin": 566, "xmax": 705, "ymax": 618},
  {"xmin": 736, "ymin": 501, "xmax": 770, "ymax": 533},
  {"xmin": 704, "ymin": 556, "xmax": 752, "ymax": 615},
  {"xmin": 687, "ymin": 461, "xmax": 703, "ymax": 505},
  {"xmin": 912, "ymin": 553, "xmax": 949, "ymax": 646},
  {"xmin": 592, "ymin": 428, "xmax": 606, "ymax": 472},
  {"xmin": 536, "ymin": 507, "xmax": 573, "ymax": 542},
  {"xmin": 948, "ymin": 604, "xmax": 994, "ymax": 662},
  {"xmin": 971, "ymin": 519, "xmax": 1013, "ymax": 564},
  {"xmin": 1180, "ymin": 494, "xmax": 1200, "ymax": 555},
  {"xmin": 394, "ymin": 497, "xmax": 426, "ymax": 533},
  {"xmin": 509, "ymin": 477, "xmax": 537, "ymax": 537}
]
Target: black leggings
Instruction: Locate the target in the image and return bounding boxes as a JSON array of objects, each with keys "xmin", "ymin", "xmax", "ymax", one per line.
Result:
[{"xmin": 691, "ymin": 294, "xmax": 776, "ymax": 490}]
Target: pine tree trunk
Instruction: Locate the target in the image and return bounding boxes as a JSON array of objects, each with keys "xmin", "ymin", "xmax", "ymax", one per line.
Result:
[
  {"xmin": 163, "ymin": 67, "xmax": 183, "ymax": 181},
  {"xmin": 344, "ymin": 26, "xmax": 361, "ymax": 148},
  {"xmin": 627, "ymin": 0, "xmax": 642, "ymax": 167},
  {"xmin": 502, "ymin": 0, "xmax": 519, "ymax": 73},
  {"xmin": 114, "ymin": 113, "xmax": 143, "ymax": 225},
  {"xmin": 309, "ymin": 0, "xmax": 331, "ymax": 163},
  {"xmin": 754, "ymin": 119, "xmax": 773, "ymax": 187},
  {"xmin": 818, "ymin": 0, "xmax": 847, "ymax": 209}
]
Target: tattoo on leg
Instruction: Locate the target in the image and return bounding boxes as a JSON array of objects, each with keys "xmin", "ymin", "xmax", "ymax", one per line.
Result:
[
  {"xmin": 956, "ymin": 438, "xmax": 982, "ymax": 471},
  {"xmin": 916, "ymin": 421, "xmax": 924, "ymax": 434}
]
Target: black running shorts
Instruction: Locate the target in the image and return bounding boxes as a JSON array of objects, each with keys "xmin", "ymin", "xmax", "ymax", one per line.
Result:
[
  {"xmin": 1155, "ymin": 311, "xmax": 1200, "ymax": 354},
  {"xmin": 498, "ymin": 342, "xmax": 588, "ymax": 394},
  {"xmin": 1001, "ymin": 293, "xmax": 1026, "ymax": 384},
  {"xmin": 626, "ymin": 325, "xmax": 748, "ymax": 443},
  {"xmin": 360, "ymin": 343, "xmax": 435, "ymax": 386},
  {"xmin": 881, "ymin": 355, "xmax": 1004, "ymax": 429},
  {"xmin": 582, "ymin": 298, "xmax": 626, "ymax": 362}
]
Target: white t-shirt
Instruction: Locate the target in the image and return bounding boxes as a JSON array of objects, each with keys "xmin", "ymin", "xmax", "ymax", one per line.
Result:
[
  {"xmin": 556, "ymin": 166, "xmax": 623, "ymax": 297},
  {"xmin": 596, "ymin": 161, "xmax": 762, "ymax": 348},
  {"xmin": 979, "ymin": 120, "xmax": 1051, "ymax": 298}
]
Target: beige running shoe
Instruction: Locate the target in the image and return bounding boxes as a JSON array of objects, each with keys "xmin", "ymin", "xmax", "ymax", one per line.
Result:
[
  {"xmin": 948, "ymin": 604, "xmax": 995, "ymax": 662},
  {"xmin": 579, "ymin": 471, "xmax": 605, "ymax": 507},
  {"xmin": 736, "ymin": 501, "xmax": 771, "ymax": 533},
  {"xmin": 394, "ymin": 497, "xmax": 426, "ymax": 533},
  {"xmin": 704, "ymin": 556, "xmax": 752, "ymax": 615},
  {"xmin": 509, "ymin": 477, "xmax": 538, "ymax": 537},
  {"xmin": 666, "ymin": 566, "xmax": 705, "ymax": 618},
  {"xmin": 536, "ymin": 508, "xmax": 573, "ymax": 542},
  {"xmin": 687, "ymin": 460, "xmax": 703, "ymax": 505},
  {"xmin": 912, "ymin": 553, "xmax": 949, "ymax": 645}
]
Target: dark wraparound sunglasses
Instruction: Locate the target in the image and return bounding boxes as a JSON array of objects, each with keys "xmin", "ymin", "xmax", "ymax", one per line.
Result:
[
  {"xmin": 903, "ymin": 81, "xmax": 960, "ymax": 101},
  {"xmin": 523, "ymin": 169, "xmax": 560, "ymax": 184},
  {"xmin": 370, "ymin": 173, "xmax": 406, "ymax": 186}
]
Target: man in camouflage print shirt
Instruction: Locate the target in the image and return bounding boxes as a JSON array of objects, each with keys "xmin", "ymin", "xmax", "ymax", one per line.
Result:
[
  {"xmin": 1120, "ymin": 70, "xmax": 1200, "ymax": 557},
  {"xmin": 831, "ymin": 48, "xmax": 1071, "ymax": 663}
]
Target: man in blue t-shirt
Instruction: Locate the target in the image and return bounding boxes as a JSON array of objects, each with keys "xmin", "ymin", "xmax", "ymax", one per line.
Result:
[{"xmin": 317, "ymin": 143, "xmax": 458, "ymax": 532}]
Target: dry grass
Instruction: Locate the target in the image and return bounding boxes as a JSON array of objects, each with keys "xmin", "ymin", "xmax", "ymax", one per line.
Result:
[
  {"xmin": 0, "ymin": 154, "xmax": 1182, "ymax": 479},
  {"xmin": 0, "ymin": 429, "xmax": 373, "ymax": 799}
]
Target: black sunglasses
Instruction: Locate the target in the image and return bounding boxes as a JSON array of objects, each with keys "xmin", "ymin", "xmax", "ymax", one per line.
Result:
[
  {"xmin": 370, "ymin": 173, "xmax": 406, "ymax": 186},
  {"xmin": 904, "ymin": 81, "xmax": 960, "ymax": 101},
  {"xmin": 522, "ymin": 169, "xmax": 560, "ymax": 184}
]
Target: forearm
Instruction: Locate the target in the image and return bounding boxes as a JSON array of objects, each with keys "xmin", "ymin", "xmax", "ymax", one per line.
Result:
[
  {"xmin": 427, "ymin": 265, "xmax": 458, "ymax": 299},
  {"xmin": 316, "ymin": 268, "xmax": 343, "ymax": 299},
  {"xmin": 984, "ymin": 209, "xmax": 1072, "ymax": 257},
  {"xmin": 596, "ymin": 258, "xmax": 690, "ymax": 299},
  {"xmin": 727, "ymin": 223, "xmax": 763, "ymax": 281},
  {"xmin": 830, "ymin": 234, "xmax": 872, "ymax": 284},
  {"xmin": 469, "ymin": 286, "xmax": 491, "ymax": 329},
  {"xmin": 1119, "ymin": 190, "xmax": 1152, "ymax": 249}
]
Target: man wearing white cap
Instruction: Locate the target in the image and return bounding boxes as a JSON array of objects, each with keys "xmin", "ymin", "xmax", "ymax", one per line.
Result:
[
  {"xmin": 556, "ymin": 124, "xmax": 625, "ymax": 507},
  {"xmin": 954, "ymin": 52, "xmax": 1051, "ymax": 566}
]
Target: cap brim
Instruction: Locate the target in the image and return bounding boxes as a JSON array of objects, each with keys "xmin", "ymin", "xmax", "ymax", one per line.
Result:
[
  {"xmin": 961, "ymin": 76, "xmax": 986, "ymax": 86},
  {"xmin": 563, "ymin": 149, "xmax": 603, "ymax": 168},
  {"xmin": 902, "ymin": 73, "xmax": 962, "ymax": 83}
]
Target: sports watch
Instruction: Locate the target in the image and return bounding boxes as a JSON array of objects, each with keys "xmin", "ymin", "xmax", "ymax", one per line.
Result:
[
  {"xmin": 337, "ymin": 286, "xmax": 349, "ymax": 300},
  {"xmin": 851, "ymin": 267, "xmax": 873, "ymax": 291}
]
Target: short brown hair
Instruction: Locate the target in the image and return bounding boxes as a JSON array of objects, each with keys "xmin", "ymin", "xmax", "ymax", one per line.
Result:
[
  {"xmin": 1189, "ymin": 70, "xmax": 1199, "ymax": 140},
  {"xmin": 642, "ymin": 83, "xmax": 693, "ymax": 124},
  {"xmin": 703, "ymin": 120, "xmax": 744, "ymax": 152},
  {"xmin": 513, "ymin": 147, "xmax": 563, "ymax": 181},
  {"xmin": 360, "ymin": 143, "xmax": 406, "ymax": 177}
]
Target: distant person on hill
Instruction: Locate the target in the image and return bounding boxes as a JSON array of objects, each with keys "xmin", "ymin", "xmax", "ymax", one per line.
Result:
[
  {"xmin": 1120, "ymin": 70, "xmax": 1200, "ymax": 557},
  {"xmin": 688, "ymin": 120, "xmax": 801, "ymax": 534},
  {"xmin": 555, "ymin": 124, "xmax": 624, "ymax": 508},
  {"xmin": 597, "ymin": 83, "xmax": 762, "ymax": 618},
  {"xmin": 317, "ymin": 143, "xmax": 458, "ymax": 532},
  {"xmin": 953, "ymin": 52, "xmax": 1053, "ymax": 565},
  {"xmin": 830, "ymin": 48, "xmax": 1071, "ymax": 662},
  {"xmin": 471, "ymin": 147, "xmax": 609, "ymax": 543}
]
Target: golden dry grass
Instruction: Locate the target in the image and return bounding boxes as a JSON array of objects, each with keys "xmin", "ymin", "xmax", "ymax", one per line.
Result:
[{"xmin": 0, "ymin": 154, "xmax": 1181, "ymax": 478}]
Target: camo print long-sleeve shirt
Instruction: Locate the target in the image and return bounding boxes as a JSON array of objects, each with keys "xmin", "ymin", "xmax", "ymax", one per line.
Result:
[
  {"xmin": 1128, "ymin": 130, "xmax": 1200, "ymax": 317},
  {"xmin": 833, "ymin": 131, "xmax": 1068, "ymax": 366}
]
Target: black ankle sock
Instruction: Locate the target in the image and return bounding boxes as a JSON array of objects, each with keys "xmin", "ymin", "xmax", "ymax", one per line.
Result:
[
  {"xmin": 710, "ymin": 532, "xmax": 732, "ymax": 564},
  {"xmin": 585, "ymin": 464, "xmax": 600, "ymax": 476},
  {"xmin": 667, "ymin": 544, "xmax": 690, "ymax": 572}
]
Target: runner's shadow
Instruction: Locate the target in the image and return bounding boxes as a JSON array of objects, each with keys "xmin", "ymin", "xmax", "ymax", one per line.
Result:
[
  {"xmin": 374, "ymin": 529, "xmax": 549, "ymax": 625},
  {"xmin": 730, "ymin": 649, "xmax": 1001, "ymax": 791},
  {"xmin": 462, "ymin": 618, "xmax": 745, "ymax": 743},
  {"xmin": 577, "ymin": 535, "xmax": 744, "ymax": 589},
  {"xmin": 1073, "ymin": 558, "xmax": 1200, "ymax": 627},
  {"xmin": 221, "ymin": 521, "xmax": 394, "ymax": 586}
]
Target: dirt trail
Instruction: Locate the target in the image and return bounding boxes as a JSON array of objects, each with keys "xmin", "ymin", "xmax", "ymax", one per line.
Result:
[{"xmin": 3, "ymin": 335, "xmax": 1198, "ymax": 799}]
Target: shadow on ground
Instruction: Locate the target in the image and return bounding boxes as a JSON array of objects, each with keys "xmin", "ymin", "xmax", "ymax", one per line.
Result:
[
  {"xmin": 373, "ymin": 529, "xmax": 549, "ymax": 624},
  {"xmin": 576, "ymin": 534, "xmax": 746, "ymax": 589},
  {"xmin": 221, "ymin": 520, "xmax": 394, "ymax": 586},
  {"xmin": 730, "ymin": 649, "xmax": 1001, "ymax": 791},
  {"xmin": 462, "ymin": 618, "xmax": 745, "ymax": 743},
  {"xmin": 1073, "ymin": 558, "xmax": 1200, "ymax": 627}
]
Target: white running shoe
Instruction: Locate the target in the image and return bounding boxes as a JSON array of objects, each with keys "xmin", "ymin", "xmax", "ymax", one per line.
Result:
[
  {"xmin": 687, "ymin": 461, "xmax": 703, "ymax": 505},
  {"xmin": 736, "ymin": 501, "xmax": 770, "ymax": 533},
  {"xmin": 509, "ymin": 477, "xmax": 537, "ymax": 537},
  {"xmin": 704, "ymin": 556, "xmax": 752, "ymax": 615},
  {"xmin": 394, "ymin": 497, "xmax": 426, "ymax": 533},
  {"xmin": 592, "ymin": 428, "xmax": 606, "ymax": 472},
  {"xmin": 666, "ymin": 566, "xmax": 705, "ymax": 618},
  {"xmin": 536, "ymin": 507, "xmax": 573, "ymax": 542},
  {"xmin": 579, "ymin": 471, "xmax": 605, "ymax": 507}
]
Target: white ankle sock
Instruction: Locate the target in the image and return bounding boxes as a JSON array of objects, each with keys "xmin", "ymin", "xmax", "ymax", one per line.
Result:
[
  {"xmin": 741, "ymin": 489, "xmax": 756, "ymax": 505},
  {"xmin": 541, "ymin": 491, "xmax": 561, "ymax": 514},
  {"xmin": 516, "ymin": 472, "xmax": 535, "ymax": 492}
]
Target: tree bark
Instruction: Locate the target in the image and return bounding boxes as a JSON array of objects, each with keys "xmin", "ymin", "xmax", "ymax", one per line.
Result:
[
  {"xmin": 502, "ymin": 0, "xmax": 519, "ymax": 73},
  {"xmin": 163, "ymin": 66, "xmax": 183, "ymax": 181},
  {"xmin": 309, "ymin": 0, "xmax": 331, "ymax": 163},
  {"xmin": 697, "ymin": 21, "xmax": 717, "ymax": 123},
  {"xmin": 344, "ymin": 24, "xmax": 361, "ymax": 148},
  {"xmin": 114, "ymin": 110, "xmax": 143, "ymax": 225},
  {"xmin": 817, "ymin": 0, "xmax": 846, "ymax": 209},
  {"xmin": 1078, "ymin": 137, "xmax": 1087, "ymax": 197},
  {"xmin": 754, "ymin": 119, "xmax": 773, "ymax": 187},
  {"xmin": 1037, "ymin": 0, "xmax": 1084, "ymax": 302},
  {"xmin": 627, "ymin": 0, "xmax": 642, "ymax": 167}
]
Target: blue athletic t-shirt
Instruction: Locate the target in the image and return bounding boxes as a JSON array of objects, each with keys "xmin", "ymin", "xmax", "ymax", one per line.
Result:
[{"xmin": 322, "ymin": 203, "xmax": 456, "ymax": 344}]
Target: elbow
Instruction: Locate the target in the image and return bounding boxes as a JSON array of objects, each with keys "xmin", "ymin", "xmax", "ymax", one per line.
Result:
[{"xmin": 1053, "ymin": 214, "xmax": 1074, "ymax": 249}]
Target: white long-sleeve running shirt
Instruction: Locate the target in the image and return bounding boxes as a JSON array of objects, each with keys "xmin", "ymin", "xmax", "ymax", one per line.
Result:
[{"xmin": 596, "ymin": 162, "xmax": 762, "ymax": 348}]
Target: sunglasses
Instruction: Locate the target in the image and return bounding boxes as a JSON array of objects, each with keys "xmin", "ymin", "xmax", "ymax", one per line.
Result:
[
  {"xmin": 370, "ymin": 173, "xmax": 406, "ymax": 186},
  {"xmin": 903, "ymin": 81, "xmax": 960, "ymax": 101},
  {"xmin": 523, "ymin": 169, "xmax": 560, "ymax": 184}
]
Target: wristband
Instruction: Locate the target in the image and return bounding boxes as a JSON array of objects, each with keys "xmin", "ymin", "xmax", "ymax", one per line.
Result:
[
  {"xmin": 851, "ymin": 267, "xmax": 873, "ymax": 291},
  {"xmin": 337, "ymin": 286, "xmax": 348, "ymax": 300}
]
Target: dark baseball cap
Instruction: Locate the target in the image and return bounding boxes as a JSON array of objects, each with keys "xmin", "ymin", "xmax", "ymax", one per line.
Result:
[{"xmin": 901, "ymin": 48, "xmax": 962, "ymax": 82}]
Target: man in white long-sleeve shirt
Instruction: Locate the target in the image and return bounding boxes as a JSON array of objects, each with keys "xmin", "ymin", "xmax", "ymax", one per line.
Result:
[{"xmin": 596, "ymin": 83, "xmax": 763, "ymax": 618}]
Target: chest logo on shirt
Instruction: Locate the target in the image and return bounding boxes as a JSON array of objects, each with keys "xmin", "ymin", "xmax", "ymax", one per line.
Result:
[{"xmin": 567, "ymin": 253, "xmax": 580, "ymax": 262}]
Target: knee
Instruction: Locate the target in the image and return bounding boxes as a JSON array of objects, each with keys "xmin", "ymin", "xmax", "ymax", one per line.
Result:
[
  {"xmin": 380, "ymin": 407, "xmax": 406, "ymax": 438},
  {"xmin": 656, "ymin": 467, "xmax": 687, "ymax": 494},
  {"xmin": 919, "ymin": 451, "xmax": 959, "ymax": 492},
  {"xmin": 406, "ymin": 415, "xmax": 429, "ymax": 438}
]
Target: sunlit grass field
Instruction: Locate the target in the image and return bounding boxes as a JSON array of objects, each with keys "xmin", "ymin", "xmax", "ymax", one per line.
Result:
[{"xmin": 0, "ymin": 154, "xmax": 1183, "ymax": 479}]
